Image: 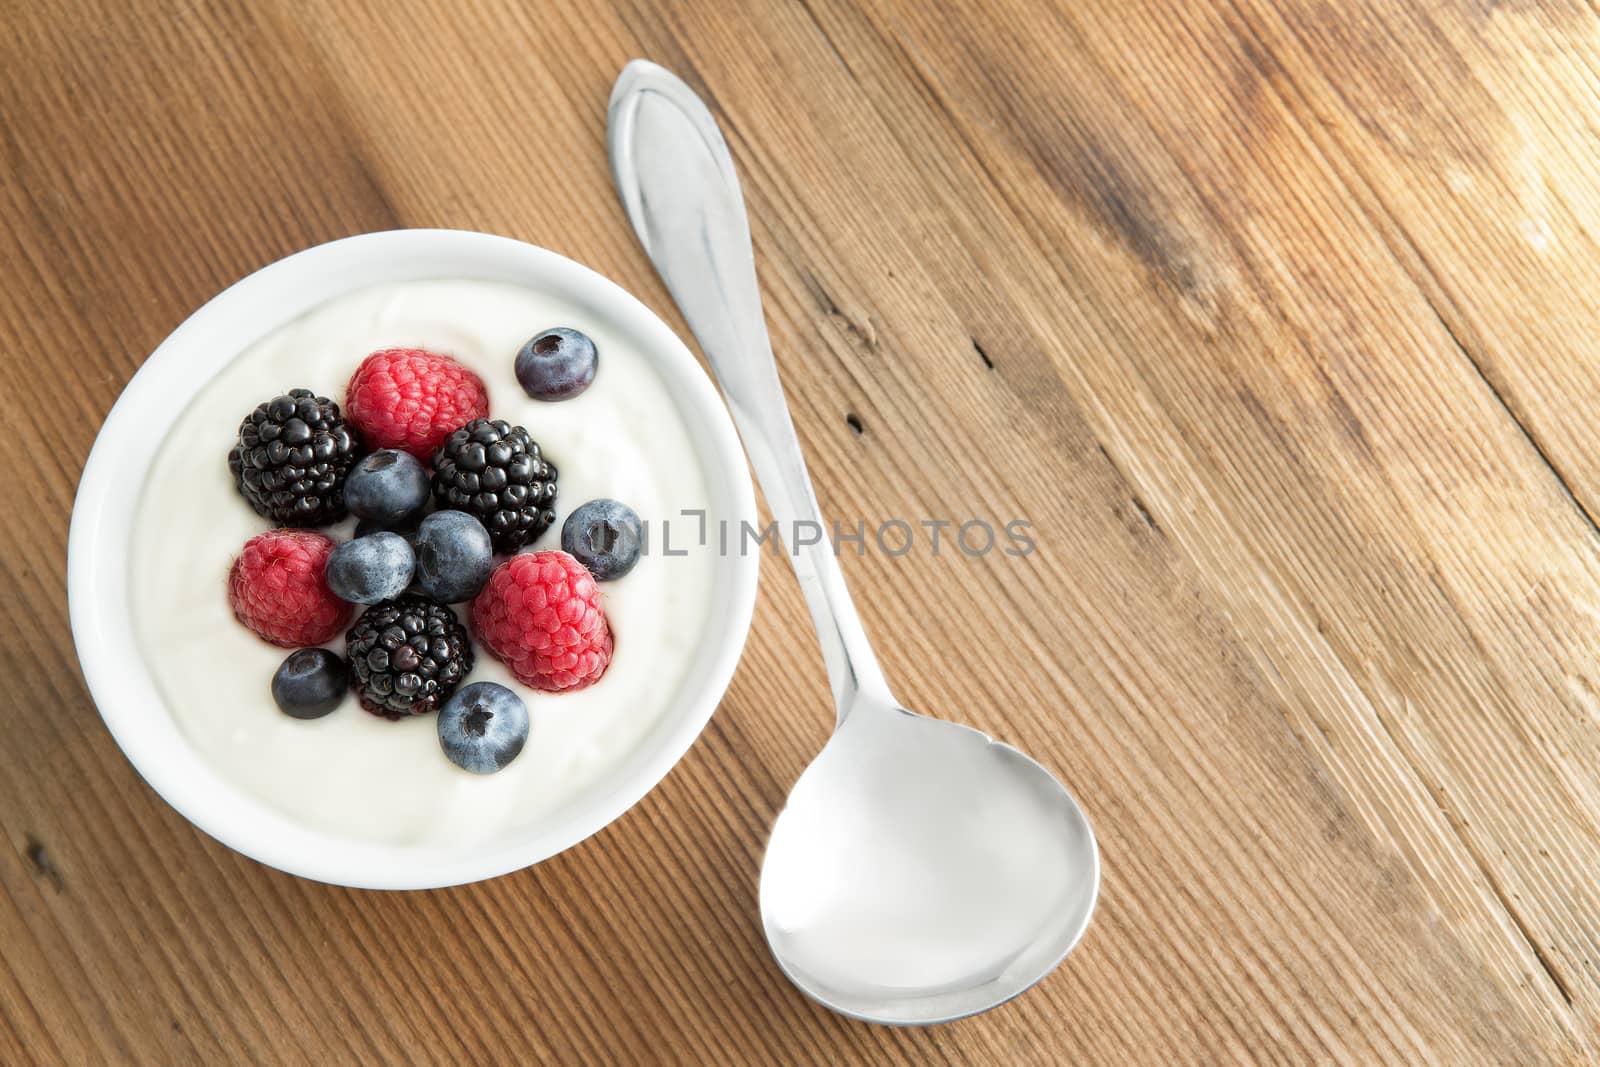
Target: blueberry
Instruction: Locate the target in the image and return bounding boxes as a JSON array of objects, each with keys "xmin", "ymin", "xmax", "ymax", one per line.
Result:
[
  {"xmin": 344, "ymin": 449, "xmax": 430, "ymax": 526},
  {"xmin": 438, "ymin": 682, "xmax": 529, "ymax": 774},
  {"xmin": 561, "ymin": 499, "xmax": 642, "ymax": 580},
  {"xmin": 325, "ymin": 532, "xmax": 415, "ymax": 604},
  {"xmin": 515, "ymin": 327, "xmax": 597, "ymax": 401},
  {"xmin": 413, "ymin": 510, "xmax": 494, "ymax": 603},
  {"xmin": 271, "ymin": 648, "xmax": 348, "ymax": 719}
]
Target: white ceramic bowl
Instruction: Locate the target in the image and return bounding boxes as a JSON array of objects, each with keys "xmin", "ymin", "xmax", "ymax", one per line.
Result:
[{"xmin": 68, "ymin": 229, "xmax": 759, "ymax": 889}]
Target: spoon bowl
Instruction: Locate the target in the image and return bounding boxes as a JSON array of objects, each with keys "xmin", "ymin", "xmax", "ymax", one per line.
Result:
[{"xmin": 761, "ymin": 695, "xmax": 1099, "ymax": 1023}]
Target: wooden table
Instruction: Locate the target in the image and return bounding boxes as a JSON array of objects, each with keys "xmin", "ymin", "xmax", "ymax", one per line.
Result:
[{"xmin": 6, "ymin": 0, "xmax": 1599, "ymax": 1061}]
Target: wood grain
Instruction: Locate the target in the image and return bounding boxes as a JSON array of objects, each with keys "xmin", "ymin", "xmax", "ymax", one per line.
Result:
[{"xmin": 3, "ymin": 0, "xmax": 1599, "ymax": 1061}]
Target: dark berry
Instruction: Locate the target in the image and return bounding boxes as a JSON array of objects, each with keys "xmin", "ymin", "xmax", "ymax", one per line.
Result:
[
  {"xmin": 437, "ymin": 682, "xmax": 529, "ymax": 774},
  {"xmin": 228, "ymin": 388, "xmax": 361, "ymax": 526},
  {"xmin": 270, "ymin": 648, "xmax": 348, "ymax": 719},
  {"xmin": 515, "ymin": 327, "xmax": 597, "ymax": 401},
  {"xmin": 344, "ymin": 449, "xmax": 430, "ymax": 526},
  {"xmin": 413, "ymin": 510, "xmax": 494, "ymax": 603},
  {"xmin": 431, "ymin": 419, "xmax": 557, "ymax": 553},
  {"xmin": 325, "ymin": 532, "xmax": 415, "ymax": 605},
  {"xmin": 561, "ymin": 499, "xmax": 643, "ymax": 580},
  {"xmin": 345, "ymin": 595, "xmax": 472, "ymax": 720}
]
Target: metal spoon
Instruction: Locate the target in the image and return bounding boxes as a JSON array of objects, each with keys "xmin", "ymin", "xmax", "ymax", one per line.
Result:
[{"xmin": 607, "ymin": 60, "xmax": 1099, "ymax": 1025}]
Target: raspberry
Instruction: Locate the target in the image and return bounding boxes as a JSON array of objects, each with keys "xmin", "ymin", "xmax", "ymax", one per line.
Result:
[
  {"xmin": 471, "ymin": 551, "xmax": 613, "ymax": 691},
  {"xmin": 227, "ymin": 531, "xmax": 352, "ymax": 648},
  {"xmin": 345, "ymin": 348, "xmax": 490, "ymax": 460}
]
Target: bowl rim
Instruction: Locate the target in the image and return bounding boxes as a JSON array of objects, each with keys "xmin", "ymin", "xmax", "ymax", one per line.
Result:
[{"xmin": 67, "ymin": 229, "xmax": 759, "ymax": 889}]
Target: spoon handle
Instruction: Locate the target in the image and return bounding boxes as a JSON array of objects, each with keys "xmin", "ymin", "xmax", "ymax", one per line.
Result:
[{"xmin": 607, "ymin": 60, "xmax": 893, "ymax": 723}]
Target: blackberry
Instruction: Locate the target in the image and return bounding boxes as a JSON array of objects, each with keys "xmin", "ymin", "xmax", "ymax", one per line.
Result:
[
  {"xmin": 431, "ymin": 419, "xmax": 558, "ymax": 553},
  {"xmin": 345, "ymin": 595, "xmax": 473, "ymax": 720},
  {"xmin": 229, "ymin": 389, "xmax": 361, "ymax": 527}
]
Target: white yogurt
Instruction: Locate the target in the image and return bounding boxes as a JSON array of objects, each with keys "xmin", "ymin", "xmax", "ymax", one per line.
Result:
[{"xmin": 130, "ymin": 280, "xmax": 716, "ymax": 847}]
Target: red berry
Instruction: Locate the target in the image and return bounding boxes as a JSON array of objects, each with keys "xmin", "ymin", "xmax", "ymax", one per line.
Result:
[
  {"xmin": 227, "ymin": 530, "xmax": 352, "ymax": 648},
  {"xmin": 471, "ymin": 551, "xmax": 613, "ymax": 691},
  {"xmin": 345, "ymin": 348, "xmax": 489, "ymax": 460}
]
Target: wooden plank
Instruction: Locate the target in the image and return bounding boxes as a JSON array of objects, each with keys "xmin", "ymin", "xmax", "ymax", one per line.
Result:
[{"xmin": 0, "ymin": 0, "xmax": 1596, "ymax": 1061}]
